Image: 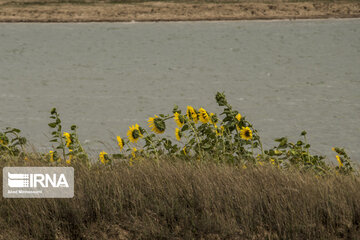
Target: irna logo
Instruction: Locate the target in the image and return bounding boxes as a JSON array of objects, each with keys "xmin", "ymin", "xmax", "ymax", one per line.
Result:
[
  {"xmin": 8, "ymin": 172, "xmax": 69, "ymax": 188},
  {"xmin": 3, "ymin": 167, "xmax": 74, "ymax": 198}
]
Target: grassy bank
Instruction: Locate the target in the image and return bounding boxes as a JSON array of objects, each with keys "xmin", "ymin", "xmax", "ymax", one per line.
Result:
[{"xmin": 1, "ymin": 159, "xmax": 360, "ymax": 239}]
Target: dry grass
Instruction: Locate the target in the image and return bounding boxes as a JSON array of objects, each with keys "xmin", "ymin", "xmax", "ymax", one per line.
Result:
[{"xmin": 1, "ymin": 158, "xmax": 360, "ymax": 239}]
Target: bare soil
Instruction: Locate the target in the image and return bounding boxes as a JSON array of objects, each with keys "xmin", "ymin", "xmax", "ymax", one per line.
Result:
[{"xmin": 0, "ymin": 1, "xmax": 359, "ymax": 22}]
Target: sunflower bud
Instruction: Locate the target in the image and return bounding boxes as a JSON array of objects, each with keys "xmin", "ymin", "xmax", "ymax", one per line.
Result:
[
  {"xmin": 51, "ymin": 107, "xmax": 57, "ymax": 115},
  {"xmin": 154, "ymin": 118, "xmax": 166, "ymax": 132},
  {"xmin": 172, "ymin": 105, "xmax": 181, "ymax": 114},
  {"xmin": 215, "ymin": 92, "xmax": 228, "ymax": 106},
  {"xmin": 210, "ymin": 113, "xmax": 218, "ymax": 124}
]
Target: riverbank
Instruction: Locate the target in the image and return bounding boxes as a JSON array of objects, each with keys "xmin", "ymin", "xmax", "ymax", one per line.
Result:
[{"xmin": 0, "ymin": 1, "xmax": 359, "ymax": 22}]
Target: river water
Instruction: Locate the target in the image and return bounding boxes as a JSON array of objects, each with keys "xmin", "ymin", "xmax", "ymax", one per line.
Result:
[{"xmin": 0, "ymin": 19, "xmax": 359, "ymax": 160}]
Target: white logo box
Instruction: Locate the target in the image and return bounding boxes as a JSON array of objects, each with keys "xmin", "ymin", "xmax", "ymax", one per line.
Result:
[{"xmin": 3, "ymin": 167, "xmax": 74, "ymax": 198}]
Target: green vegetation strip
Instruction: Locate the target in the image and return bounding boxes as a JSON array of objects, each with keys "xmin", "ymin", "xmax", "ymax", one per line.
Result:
[{"xmin": 0, "ymin": 92, "xmax": 355, "ymax": 175}]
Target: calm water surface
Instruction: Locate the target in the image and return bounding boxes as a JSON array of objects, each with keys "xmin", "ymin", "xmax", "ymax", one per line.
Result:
[{"xmin": 0, "ymin": 19, "xmax": 359, "ymax": 159}]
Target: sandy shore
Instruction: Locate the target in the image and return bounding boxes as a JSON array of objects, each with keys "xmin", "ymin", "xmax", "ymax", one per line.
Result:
[{"xmin": 0, "ymin": 1, "xmax": 359, "ymax": 22}]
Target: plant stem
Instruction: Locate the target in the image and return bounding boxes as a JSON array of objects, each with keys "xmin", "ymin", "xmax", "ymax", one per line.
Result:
[{"xmin": 188, "ymin": 122, "xmax": 203, "ymax": 160}]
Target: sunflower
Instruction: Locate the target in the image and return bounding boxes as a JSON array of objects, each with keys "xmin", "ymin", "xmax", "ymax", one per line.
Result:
[
  {"xmin": 66, "ymin": 149, "xmax": 73, "ymax": 165},
  {"xmin": 174, "ymin": 112, "xmax": 185, "ymax": 128},
  {"xmin": 63, "ymin": 132, "xmax": 71, "ymax": 147},
  {"xmin": 240, "ymin": 127, "xmax": 253, "ymax": 141},
  {"xmin": 99, "ymin": 151, "xmax": 109, "ymax": 164},
  {"xmin": 49, "ymin": 150, "xmax": 55, "ymax": 162},
  {"xmin": 235, "ymin": 113, "xmax": 242, "ymax": 121},
  {"xmin": 127, "ymin": 124, "xmax": 143, "ymax": 143},
  {"xmin": 148, "ymin": 115, "xmax": 166, "ymax": 134},
  {"xmin": 198, "ymin": 108, "xmax": 210, "ymax": 124},
  {"xmin": 128, "ymin": 147, "xmax": 137, "ymax": 166},
  {"xmin": 175, "ymin": 128, "xmax": 182, "ymax": 141},
  {"xmin": 182, "ymin": 146, "xmax": 187, "ymax": 156},
  {"xmin": 131, "ymin": 147, "xmax": 137, "ymax": 159},
  {"xmin": 336, "ymin": 155, "xmax": 343, "ymax": 167},
  {"xmin": 186, "ymin": 106, "xmax": 198, "ymax": 123},
  {"xmin": 117, "ymin": 136, "xmax": 124, "ymax": 151}
]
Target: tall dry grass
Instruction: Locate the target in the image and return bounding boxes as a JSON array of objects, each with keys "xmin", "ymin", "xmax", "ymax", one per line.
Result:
[{"xmin": 1, "ymin": 158, "xmax": 359, "ymax": 239}]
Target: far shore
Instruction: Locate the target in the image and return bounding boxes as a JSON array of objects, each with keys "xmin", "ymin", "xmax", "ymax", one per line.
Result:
[{"xmin": 0, "ymin": 1, "xmax": 359, "ymax": 22}]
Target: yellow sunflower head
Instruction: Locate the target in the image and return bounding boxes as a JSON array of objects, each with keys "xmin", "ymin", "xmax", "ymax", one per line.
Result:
[
  {"xmin": 49, "ymin": 150, "xmax": 54, "ymax": 162},
  {"xmin": 175, "ymin": 128, "xmax": 182, "ymax": 141},
  {"xmin": 148, "ymin": 115, "xmax": 166, "ymax": 134},
  {"xmin": 63, "ymin": 132, "xmax": 71, "ymax": 147},
  {"xmin": 99, "ymin": 151, "xmax": 109, "ymax": 165},
  {"xmin": 131, "ymin": 147, "xmax": 137, "ymax": 159},
  {"xmin": 117, "ymin": 136, "xmax": 124, "ymax": 151},
  {"xmin": 66, "ymin": 149, "xmax": 73, "ymax": 165},
  {"xmin": 127, "ymin": 124, "xmax": 143, "ymax": 143},
  {"xmin": 182, "ymin": 146, "xmax": 187, "ymax": 156},
  {"xmin": 240, "ymin": 127, "xmax": 253, "ymax": 141},
  {"xmin": 198, "ymin": 108, "xmax": 210, "ymax": 124},
  {"xmin": 336, "ymin": 155, "xmax": 343, "ymax": 167},
  {"xmin": 186, "ymin": 106, "xmax": 198, "ymax": 123},
  {"xmin": 174, "ymin": 112, "xmax": 186, "ymax": 128},
  {"xmin": 235, "ymin": 113, "xmax": 242, "ymax": 122}
]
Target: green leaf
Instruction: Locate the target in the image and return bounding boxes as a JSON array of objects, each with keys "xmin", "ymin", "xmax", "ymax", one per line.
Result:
[
  {"xmin": 275, "ymin": 137, "xmax": 286, "ymax": 142},
  {"xmin": 12, "ymin": 128, "xmax": 21, "ymax": 133},
  {"xmin": 181, "ymin": 125, "xmax": 189, "ymax": 132},
  {"xmin": 172, "ymin": 105, "xmax": 181, "ymax": 114},
  {"xmin": 48, "ymin": 123, "xmax": 57, "ymax": 128}
]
